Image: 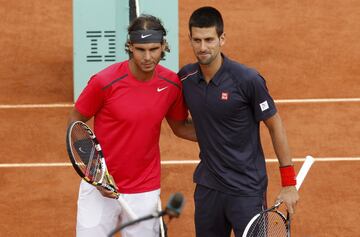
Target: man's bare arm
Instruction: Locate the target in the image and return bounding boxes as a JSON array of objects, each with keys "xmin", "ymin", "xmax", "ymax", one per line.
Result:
[
  {"xmin": 166, "ymin": 117, "xmax": 197, "ymax": 142},
  {"xmin": 264, "ymin": 112, "xmax": 299, "ymax": 216},
  {"xmin": 67, "ymin": 108, "xmax": 91, "ymax": 125}
]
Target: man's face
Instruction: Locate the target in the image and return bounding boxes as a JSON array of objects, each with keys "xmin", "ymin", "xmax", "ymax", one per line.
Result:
[
  {"xmin": 129, "ymin": 42, "xmax": 164, "ymax": 72},
  {"xmin": 189, "ymin": 26, "xmax": 224, "ymax": 65}
]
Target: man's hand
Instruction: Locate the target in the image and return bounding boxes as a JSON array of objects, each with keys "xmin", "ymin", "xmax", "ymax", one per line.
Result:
[
  {"xmin": 96, "ymin": 186, "xmax": 118, "ymax": 199},
  {"xmin": 276, "ymin": 186, "xmax": 299, "ymax": 217}
]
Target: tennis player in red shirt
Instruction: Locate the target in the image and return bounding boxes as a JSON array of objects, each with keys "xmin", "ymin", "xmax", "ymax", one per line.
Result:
[{"xmin": 68, "ymin": 14, "xmax": 196, "ymax": 237}]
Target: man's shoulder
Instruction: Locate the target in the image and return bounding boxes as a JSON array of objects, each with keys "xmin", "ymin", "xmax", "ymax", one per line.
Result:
[
  {"xmin": 178, "ymin": 63, "xmax": 199, "ymax": 82},
  {"xmin": 96, "ymin": 61, "xmax": 127, "ymax": 78},
  {"xmin": 156, "ymin": 64, "xmax": 182, "ymax": 88},
  {"xmin": 156, "ymin": 64, "xmax": 178, "ymax": 79},
  {"xmin": 223, "ymin": 59, "xmax": 263, "ymax": 88},
  {"xmin": 225, "ymin": 58, "xmax": 258, "ymax": 79},
  {"xmin": 89, "ymin": 61, "xmax": 128, "ymax": 87}
]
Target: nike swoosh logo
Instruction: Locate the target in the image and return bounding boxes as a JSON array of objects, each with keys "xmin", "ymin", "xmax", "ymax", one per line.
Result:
[
  {"xmin": 157, "ymin": 87, "xmax": 168, "ymax": 92},
  {"xmin": 141, "ymin": 34, "xmax": 152, "ymax": 39}
]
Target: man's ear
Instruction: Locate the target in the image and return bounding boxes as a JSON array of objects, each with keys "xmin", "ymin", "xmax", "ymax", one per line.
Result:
[
  {"xmin": 128, "ymin": 43, "xmax": 134, "ymax": 52},
  {"xmin": 219, "ymin": 32, "xmax": 226, "ymax": 46}
]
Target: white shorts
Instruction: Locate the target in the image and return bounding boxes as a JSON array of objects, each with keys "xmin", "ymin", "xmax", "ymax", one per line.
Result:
[{"xmin": 76, "ymin": 180, "xmax": 161, "ymax": 237}]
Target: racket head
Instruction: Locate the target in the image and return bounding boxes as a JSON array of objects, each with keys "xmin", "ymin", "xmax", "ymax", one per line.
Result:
[
  {"xmin": 242, "ymin": 209, "xmax": 289, "ymax": 237},
  {"xmin": 66, "ymin": 121, "xmax": 106, "ymax": 185}
]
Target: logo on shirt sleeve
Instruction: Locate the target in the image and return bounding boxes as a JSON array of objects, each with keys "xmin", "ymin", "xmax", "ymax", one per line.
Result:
[{"xmin": 259, "ymin": 100, "xmax": 269, "ymax": 111}]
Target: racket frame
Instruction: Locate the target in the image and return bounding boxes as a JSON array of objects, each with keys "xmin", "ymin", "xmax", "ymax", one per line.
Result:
[
  {"xmin": 242, "ymin": 203, "xmax": 290, "ymax": 237},
  {"xmin": 66, "ymin": 121, "xmax": 137, "ymax": 220},
  {"xmin": 66, "ymin": 121, "xmax": 115, "ymax": 189},
  {"xmin": 242, "ymin": 156, "xmax": 315, "ymax": 237}
]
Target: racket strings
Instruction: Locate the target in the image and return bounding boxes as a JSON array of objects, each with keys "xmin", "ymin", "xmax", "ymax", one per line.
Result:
[
  {"xmin": 246, "ymin": 211, "xmax": 288, "ymax": 237},
  {"xmin": 71, "ymin": 124, "xmax": 103, "ymax": 182}
]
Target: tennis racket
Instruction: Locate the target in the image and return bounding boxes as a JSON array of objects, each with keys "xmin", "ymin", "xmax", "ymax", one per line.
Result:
[
  {"xmin": 242, "ymin": 155, "xmax": 315, "ymax": 237},
  {"xmin": 66, "ymin": 120, "xmax": 137, "ymax": 221}
]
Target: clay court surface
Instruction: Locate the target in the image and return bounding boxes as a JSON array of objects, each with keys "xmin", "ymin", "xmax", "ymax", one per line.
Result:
[{"xmin": 1, "ymin": 0, "xmax": 359, "ymax": 236}]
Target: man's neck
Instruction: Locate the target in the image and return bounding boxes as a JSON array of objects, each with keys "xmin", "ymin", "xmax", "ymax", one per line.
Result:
[
  {"xmin": 199, "ymin": 54, "xmax": 223, "ymax": 83},
  {"xmin": 129, "ymin": 59, "xmax": 154, "ymax": 82}
]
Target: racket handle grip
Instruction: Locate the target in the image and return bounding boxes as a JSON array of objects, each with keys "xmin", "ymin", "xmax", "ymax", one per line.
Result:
[{"xmin": 116, "ymin": 195, "xmax": 138, "ymax": 221}]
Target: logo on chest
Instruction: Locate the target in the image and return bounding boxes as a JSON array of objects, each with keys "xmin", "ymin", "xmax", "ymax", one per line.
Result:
[
  {"xmin": 157, "ymin": 86, "xmax": 168, "ymax": 92},
  {"xmin": 221, "ymin": 92, "xmax": 229, "ymax": 101}
]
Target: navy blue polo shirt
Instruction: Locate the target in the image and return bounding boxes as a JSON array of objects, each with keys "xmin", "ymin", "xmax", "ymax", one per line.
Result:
[{"xmin": 178, "ymin": 55, "xmax": 277, "ymax": 196}]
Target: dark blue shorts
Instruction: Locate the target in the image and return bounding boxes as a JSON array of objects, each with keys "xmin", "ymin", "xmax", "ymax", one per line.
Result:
[{"xmin": 194, "ymin": 184, "xmax": 266, "ymax": 237}]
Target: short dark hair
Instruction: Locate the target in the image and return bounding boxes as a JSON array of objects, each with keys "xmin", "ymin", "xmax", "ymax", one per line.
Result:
[
  {"xmin": 189, "ymin": 6, "xmax": 224, "ymax": 37},
  {"xmin": 125, "ymin": 14, "xmax": 170, "ymax": 59}
]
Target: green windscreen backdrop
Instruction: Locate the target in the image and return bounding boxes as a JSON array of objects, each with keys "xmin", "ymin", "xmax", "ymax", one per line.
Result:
[{"xmin": 73, "ymin": 0, "xmax": 179, "ymax": 101}]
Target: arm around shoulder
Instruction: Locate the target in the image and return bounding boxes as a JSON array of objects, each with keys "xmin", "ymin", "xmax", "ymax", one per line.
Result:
[{"xmin": 166, "ymin": 117, "xmax": 197, "ymax": 142}]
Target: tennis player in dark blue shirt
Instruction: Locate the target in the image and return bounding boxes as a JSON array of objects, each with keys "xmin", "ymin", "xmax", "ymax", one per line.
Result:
[{"xmin": 178, "ymin": 6, "xmax": 299, "ymax": 237}]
